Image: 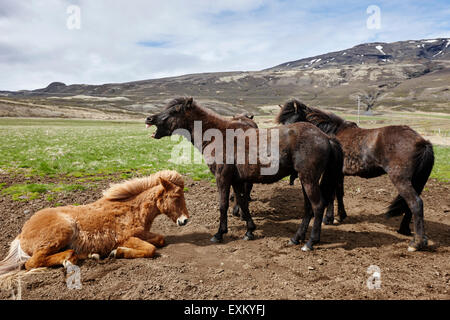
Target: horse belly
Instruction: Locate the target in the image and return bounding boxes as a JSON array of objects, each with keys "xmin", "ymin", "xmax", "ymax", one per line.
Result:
[
  {"xmin": 236, "ymin": 163, "xmax": 292, "ymax": 184},
  {"xmin": 71, "ymin": 229, "xmax": 118, "ymax": 257},
  {"xmin": 343, "ymin": 153, "xmax": 385, "ymax": 178}
]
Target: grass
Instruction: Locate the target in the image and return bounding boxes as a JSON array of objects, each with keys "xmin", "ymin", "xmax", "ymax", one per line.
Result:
[
  {"xmin": 1, "ymin": 183, "xmax": 87, "ymax": 201},
  {"xmin": 431, "ymin": 146, "xmax": 450, "ymax": 183},
  {"xmin": 0, "ymin": 118, "xmax": 213, "ymax": 181}
]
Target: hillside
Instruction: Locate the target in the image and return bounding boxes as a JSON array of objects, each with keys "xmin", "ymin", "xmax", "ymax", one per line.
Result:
[{"xmin": 1, "ymin": 38, "xmax": 449, "ymax": 118}]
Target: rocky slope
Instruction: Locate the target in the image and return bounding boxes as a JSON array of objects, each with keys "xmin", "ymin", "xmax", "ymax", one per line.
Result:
[{"xmin": 1, "ymin": 38, "xmax": 449, "ymax": 117}]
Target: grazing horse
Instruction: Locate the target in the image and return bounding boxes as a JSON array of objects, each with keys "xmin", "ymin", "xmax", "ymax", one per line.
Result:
[
  {"xmin": 146, "ymin": 97, "xmax": 344, "ymax": 251},
  {"xmin": 0, "ymin": 170, "xmax": 189, "ymax": 274},
  {"xmin": 276, "ymin": 99, "xmax": 434, "ymax": 251}
]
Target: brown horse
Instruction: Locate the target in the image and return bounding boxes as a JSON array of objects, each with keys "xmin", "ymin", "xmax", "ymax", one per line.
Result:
[
  {"xmin": 146, "ymin": 97, "xmax": 344, "ymax": 251},
  {"xmin": 276, "ymin": 99, "xmax": 434, "ymax": 251},
  {"xmin": 0, "ymin": 170, "xmax": 189, "ymax": 274}
]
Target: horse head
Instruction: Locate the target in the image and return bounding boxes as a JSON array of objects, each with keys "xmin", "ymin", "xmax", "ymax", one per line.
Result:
[
  {"xmin": 155, "ymin": 176, "xmax": 190, "ymax": 227},
  {"xmin": 275, "ymin": 99, "xmax": 308, "ymax": 125},
  {"xmin": 145, "ymin": 97, "xmax": 195, "ymax": 139}
]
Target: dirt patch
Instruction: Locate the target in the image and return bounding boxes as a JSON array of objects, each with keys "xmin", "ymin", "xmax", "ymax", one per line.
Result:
[{"xmin": 0, "ymin": 173, "xmax": 449, "ymax": 300}]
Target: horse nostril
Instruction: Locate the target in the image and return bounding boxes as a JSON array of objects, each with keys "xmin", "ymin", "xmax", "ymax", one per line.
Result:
[{"xmin": 177, "ymin": 218, "xmax": 188, "ymax": 226}]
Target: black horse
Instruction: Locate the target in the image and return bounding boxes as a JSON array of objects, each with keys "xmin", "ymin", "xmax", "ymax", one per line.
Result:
[
  {"xmin": 276, "ymin": 99, "xmax": 434, "ymax": 251},
  {"xmin": 146, "ymin": 97, "xmax": 344, "ymax": 251}
]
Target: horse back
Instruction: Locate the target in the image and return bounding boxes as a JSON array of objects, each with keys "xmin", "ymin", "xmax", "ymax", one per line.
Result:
[{"xmin": 337, "ymin": 124, "xmax": 429, "ymax": 177}]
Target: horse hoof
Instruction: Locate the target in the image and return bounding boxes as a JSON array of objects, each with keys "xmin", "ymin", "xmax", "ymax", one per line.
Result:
[
  {"xmin": 109, "ymin": 249, "xmax": 117, "ymax": 258},
  {"xmin": 407, "ymin": 237, "xmax": 428, "ymax": 252},
  {"xmin": 397, "ymin": 229, "xmax": 412, "ymax": 236},
  {"xmin": 62, "ymin": 260, "xmax": 73, "ymax": 268},
  {"xmin": 88, "ymin": 253, "xmax": 100, "ymax": 261},
  {"xmin": 333, "ymin": 218, "xmax": 341, "ymax": 225},
  {"xmin": 301, "ymin": 244, "xmax": 313, "ymax": 252},
  {"xmin": 288, "ymin": 238, "xmax": 299, "ymax": 246},
  {"xmin": 323, "ymin": 218, "xmax": 334, "ymax": 225},
  {"xmin": 210, "ymin": 235, "xmax": 223, "ymax": 243},
  {"xmin": 232, "ymin": 206, "xmax": 241, "ymax": 217},
  {"xmin": 243, "ymin": 232, "xmax": 255, "ymax": 241}
]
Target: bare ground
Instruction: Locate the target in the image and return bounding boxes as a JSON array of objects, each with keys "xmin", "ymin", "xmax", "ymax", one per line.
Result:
[{"xmin": 0, "ymin": 173, "xmax": 449, "ymax": 300}]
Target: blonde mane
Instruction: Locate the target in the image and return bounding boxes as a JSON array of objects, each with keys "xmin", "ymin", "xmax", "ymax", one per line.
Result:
[{"xmin": 103, "ymin": 170, "xmax": 184, "ymax": 201}]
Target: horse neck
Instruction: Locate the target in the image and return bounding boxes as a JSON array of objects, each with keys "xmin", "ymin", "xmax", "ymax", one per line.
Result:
[
  {"xmin": 187, "ymin": 107, "xmax": 229, "ymax": 152},
  {"xmin": 306, "ymin": 108, "xmax": 351, "ymax": 135},
  {"xmin": 133, "ymin": 191, "xmax": 159, "ymax": 229}
]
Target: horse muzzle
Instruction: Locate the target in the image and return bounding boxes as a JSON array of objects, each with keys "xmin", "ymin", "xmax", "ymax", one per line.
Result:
[{"xmin": 177, "ymin": 215, "xmax": 189, "ymax": 226}]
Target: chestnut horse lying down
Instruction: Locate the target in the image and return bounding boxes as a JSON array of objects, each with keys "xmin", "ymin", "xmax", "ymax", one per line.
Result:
[{"xmin": 0, "ymin": 170, "xmax": 189, "ymax": 275}]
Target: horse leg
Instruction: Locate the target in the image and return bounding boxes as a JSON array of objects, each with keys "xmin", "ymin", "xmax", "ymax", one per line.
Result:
[
  {"xmin": 323, "ymin": 198, "xmax": 335, "ymax": 225},
  {"xmin": 111, "ymin": 237, "xmax": 156, "ymax": 259},
  {"xmin": 211, "ymin": 177, "xmax": 231, "ymax": 243},
  {"xmin": 25, "ymin": 249, "xmax": 77, "ymax": 270},
  {"xmin": 289, "ymin": 173, "xmax": 298, "ymax": 185},
  {"xmin": 398, "ymin": 210, "xmax": 412, "ymax": 236},
  {"xmin": 231, "ymin": 192, "xmax": 241, "ymax": 218},
  {"xmin": 290, "ymin": 182, "xmax": 313, "ymax": 245},
  {"xmin": 232, "ymin": 182, "xmax": 253, "ymax": 219},
  {"xmin": 245, "ymin": 182, "xmax": 253, "ymax": 202},
  {"xmin": 140, "ymin": 231, "xmax": 166, "ymax": 247},
  {"xmin": 334, "ymin": 179, "xmax": 347, "ymax": 224},
  {"xmin": 301, "ymin": 181, "xmax": 326, "ymax": 251},
  {"xmin": 390, "ymin": 175, "xmax": 427, "ymax": 251},
  {"xmin": 232, "ymin": 183, "xmax": 256, "ymax": 240}
]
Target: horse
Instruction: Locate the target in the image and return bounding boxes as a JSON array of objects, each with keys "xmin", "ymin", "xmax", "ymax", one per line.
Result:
[
  {"xmin": 0, "ymin": 170, "xmax": 190, "ymax": 275},
  {"xmin": 146, "ymin": 97, "xmax": 344, "ymax": 251},
  {"xmin": 276, "ymin": 99, "xmax": 434, "ymax": 251}
]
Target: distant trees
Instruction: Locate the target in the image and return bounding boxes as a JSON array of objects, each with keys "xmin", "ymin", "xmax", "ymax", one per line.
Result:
[{"xmin": 356, "ymin": 87, "xmax": 386, "ymax": 113}]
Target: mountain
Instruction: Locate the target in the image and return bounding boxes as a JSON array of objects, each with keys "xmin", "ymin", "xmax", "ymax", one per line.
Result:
[{"xmin": 1, "ymin": 38, "xmax": 449, "ymax": 118}]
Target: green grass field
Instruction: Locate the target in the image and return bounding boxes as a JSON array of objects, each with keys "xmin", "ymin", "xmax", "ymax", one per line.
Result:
[
  {"xmin": 0, "ymin": 118, "xmax": 213, "ymax": 179},
  {"xmin": 430, "ymin": 146, "xmax": 450, "ymax": 182},
  {"xmin": 0, "ymin": 117, "xmax": 448, "ymax": 202}
]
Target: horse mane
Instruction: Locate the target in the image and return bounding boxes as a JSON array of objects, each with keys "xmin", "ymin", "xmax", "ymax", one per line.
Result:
[
  {"xmin": 103, "ymin": 170, "xmax": 184, "ymax": 201},
  {"xmin": 277, "ymin": 99, "xmax": 351, "ymax": 135},
  {"xmin": 275, "ymin": 99, "xmax": 309, "ymax": 124},
  {"xmin": 166, "ymin": 97, "xmax": 229, "ymax": 127}
]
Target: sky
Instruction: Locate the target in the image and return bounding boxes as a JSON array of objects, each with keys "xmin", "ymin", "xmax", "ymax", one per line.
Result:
[{"xmin": 0, "ymin": 0, "xmax": 449, "ymax": 91}]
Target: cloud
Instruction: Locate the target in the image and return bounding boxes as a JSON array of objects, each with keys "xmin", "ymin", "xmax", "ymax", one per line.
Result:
[{"xmin": 0, "ymin": 0, "xmax": 449, "ymax": 90}]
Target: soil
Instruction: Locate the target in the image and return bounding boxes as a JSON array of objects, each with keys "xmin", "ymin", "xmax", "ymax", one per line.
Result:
[{"xmin": 0, "ymin": 173, "xmax": 449, "ymax": 300}]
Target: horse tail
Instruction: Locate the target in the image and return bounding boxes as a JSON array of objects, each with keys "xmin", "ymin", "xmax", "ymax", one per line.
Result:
[
  {"xmin": 0, "ymin": 238, "xmax": 30, "ymax": 276},
  {"xmin": 320, "ymin": 137, "xmax": 344, "ymax": 207},
  {"xmin": 385, "ymin": 140, "xmax": 435, "ymax": 217}
]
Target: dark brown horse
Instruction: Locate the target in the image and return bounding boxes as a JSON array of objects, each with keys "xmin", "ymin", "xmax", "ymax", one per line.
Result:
[
  {"xmin": 276, "ymin": 99, "xmax": 434, "ymax": 251},
  {"xmin": 146, "ymin": 97, "xmax": 344, "ymax": 251}
]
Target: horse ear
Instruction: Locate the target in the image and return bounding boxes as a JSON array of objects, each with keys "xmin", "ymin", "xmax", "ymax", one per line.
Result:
[
  {"xmin": 185, "ymin": 97, "xmax": 194, "ymax": 109},
  {"xmin": 278, "ymin": 104, "xmax": 283, "ymax": 109},
  {"xmin": 159, "ymin": 177, "xmax": 174, "ymax": 191},
  {"xmin": 248, "ymin": 114, "xmax": 254, "ymax": 119}
]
